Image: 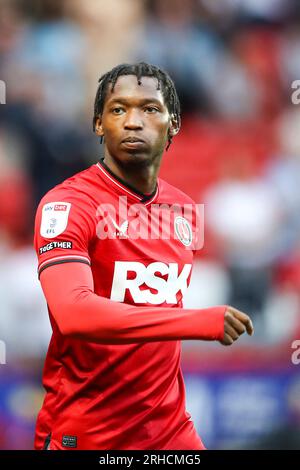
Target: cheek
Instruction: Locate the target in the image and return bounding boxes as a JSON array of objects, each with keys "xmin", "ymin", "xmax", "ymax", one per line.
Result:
[
  {"xmin": 156, "ymin": 123, "xmax": 170, "ymax": 142},
  {"xmin": 151, "ymin": 127, "xmax": 169, "ymax": 152},
  {"xmin": 102, "ymin": 120, "xmax": 121, "ymax": 141},
  {"xmin": 151, "ymin": 116, "xmax": 170, "ymax": 137}
]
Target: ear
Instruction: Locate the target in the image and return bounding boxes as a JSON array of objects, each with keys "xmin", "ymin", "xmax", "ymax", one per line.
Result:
[
  {"xmin": 168, "ymin": 115, "xmax": 180, "ymax": 137},
  {"xmin": 94, "ymin": 117, "xmax": 104, "ymax": 137}
]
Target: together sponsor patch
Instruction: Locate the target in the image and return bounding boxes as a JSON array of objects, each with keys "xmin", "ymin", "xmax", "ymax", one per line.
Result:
[{"xmin": 39, "ymin": 241, "xmax": 73, "ymax": 254}]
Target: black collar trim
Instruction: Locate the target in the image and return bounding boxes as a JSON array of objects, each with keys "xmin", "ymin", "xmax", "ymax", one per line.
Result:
[{"xmin": 98, "ymin": 158, "xmax": 158, "ymax": 202}]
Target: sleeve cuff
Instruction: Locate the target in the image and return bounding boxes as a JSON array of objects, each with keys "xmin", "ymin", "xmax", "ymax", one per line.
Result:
[{"xmin": 38, "ymin": 255, "xmax": 91, "ymax": 278}]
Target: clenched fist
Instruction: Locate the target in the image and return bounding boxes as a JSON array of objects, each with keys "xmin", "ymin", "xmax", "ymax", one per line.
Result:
[{"xmin": 220, "ymin": 306, "xmax": 254, "ymax": 346}]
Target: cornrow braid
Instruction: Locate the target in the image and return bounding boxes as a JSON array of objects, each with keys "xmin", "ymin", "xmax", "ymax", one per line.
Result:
[{"xmin": 93, "ymin": 62, "xmax": 181, "ymax": 150}]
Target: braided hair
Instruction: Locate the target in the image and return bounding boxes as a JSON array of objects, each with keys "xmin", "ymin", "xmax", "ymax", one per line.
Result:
[{"xmin": 93, "ymin": 62, "xmax": 181, "ymax": 150}]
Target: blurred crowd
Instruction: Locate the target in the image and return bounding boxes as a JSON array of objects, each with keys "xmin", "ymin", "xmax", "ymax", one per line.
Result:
[{"xmin": 1, "ymin": 0, "xmax": 300, "ymax": 449}]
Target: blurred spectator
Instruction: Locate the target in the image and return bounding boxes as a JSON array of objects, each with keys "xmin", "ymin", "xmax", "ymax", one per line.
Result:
[
  {"xmin": 0, "ymin": 244, "xmax": 51, "ymax": 363},
  {"xmin": 135, "ymin": 0, "xmax": 223, "ymax": 113},
  {"xmin": 204, "ymin": 151, "xmax": 282, "ymax": 329},
  {"xmin": 65, "ymin": 0, "xmax": 145, "ymax": 114},
  {"xmin": 0, "ymin": 124, "xmax": 51, "ymax": 365},
  {"xmin": 266, "ymin": 108, "xmax": 300, "ymax": 253}
]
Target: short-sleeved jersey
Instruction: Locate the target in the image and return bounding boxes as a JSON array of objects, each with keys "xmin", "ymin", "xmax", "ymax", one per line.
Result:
[{"xmin": 34, "ymin": 159, "xmax": 204, "ymax": 450}]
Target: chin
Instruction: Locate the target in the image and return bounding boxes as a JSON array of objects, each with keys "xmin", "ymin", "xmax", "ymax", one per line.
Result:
[{"xmin": 120, "ymin": 151, "xmax": 153, "ymax": 166}]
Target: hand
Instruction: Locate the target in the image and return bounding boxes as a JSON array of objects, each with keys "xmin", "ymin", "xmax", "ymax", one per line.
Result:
[{"xmin": 219, "ymin": 306, "xmax": 254, "ymax": 346}]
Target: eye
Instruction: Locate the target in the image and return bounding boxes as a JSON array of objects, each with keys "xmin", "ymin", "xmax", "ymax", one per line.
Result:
[
  {"xmin": 112, "ymin": 107, "xmax": 125, "ymax": 115},
  {"xmin": 144, "ymin": 106, "xmax": 159, "ymax": 113}
]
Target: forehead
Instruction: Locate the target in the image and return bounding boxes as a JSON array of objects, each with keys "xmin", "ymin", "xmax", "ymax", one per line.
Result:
[{"xmin": 104, "ymin": 74, "xmax": 166, "ymax": 106}]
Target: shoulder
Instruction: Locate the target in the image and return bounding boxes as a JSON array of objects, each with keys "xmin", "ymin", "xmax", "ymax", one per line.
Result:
[
  {"xmin": 34, "ymin": 167, "xmax": 99, "ymax": 242},
  {"xmin": 158, "ymin": 177, "xmax": 196, "ymax": 206},
  {"xmin": 35, "ymin": 165, "xmax": 100, "ymax": 240},
  {"xmin": 37, "ymin": 164, "xmax": 99, "ymax": 211}
]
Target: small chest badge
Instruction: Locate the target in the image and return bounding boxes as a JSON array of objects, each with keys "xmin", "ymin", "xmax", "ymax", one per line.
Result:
[{"xmin": 174, "ymin": 216, "xmax": 192, "ymax": 247}]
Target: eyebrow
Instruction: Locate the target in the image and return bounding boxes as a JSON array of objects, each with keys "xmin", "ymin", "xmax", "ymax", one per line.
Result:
[{"xmin": 107, "ymin": 97, "xmax": 164, "ymax": 107}]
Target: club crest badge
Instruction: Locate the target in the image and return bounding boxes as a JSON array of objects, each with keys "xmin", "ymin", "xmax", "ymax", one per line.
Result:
[{"xmin": 174, "ymin": 216, "xmax": 192, "ymax": 246}]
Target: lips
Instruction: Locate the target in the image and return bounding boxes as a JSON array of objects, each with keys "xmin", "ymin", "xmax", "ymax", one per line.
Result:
[{"xmin": 122, "ymin": 136, "xmax": 145, "ymax": 143}]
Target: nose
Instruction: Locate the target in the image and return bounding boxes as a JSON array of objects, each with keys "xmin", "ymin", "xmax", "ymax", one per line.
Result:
[{"xmin": 124, "ymin": 109, "xmax": 143, "ymax": 130}]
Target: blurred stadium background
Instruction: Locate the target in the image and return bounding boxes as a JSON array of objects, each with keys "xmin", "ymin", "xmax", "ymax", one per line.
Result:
[{"xmin": 1, "ymin": 0, "xmax": 300, "ymax": 449}]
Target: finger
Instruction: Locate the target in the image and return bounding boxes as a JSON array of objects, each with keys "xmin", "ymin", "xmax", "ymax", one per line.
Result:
[
  {"xmin": 220, "ymin": 333, "xmax": 234, "ymax": 346},
  {"xmin": 226, "ymin": 314, "xmax": 246, "ymax": 335},
  {"xmin": 245, "ymin": 318, "xmax": 254, "ymax": 336},
  {"xmin": 224, "ymin": 323, "xmax": 240, "ymax": 341},
  {"xmin": 227, "ymin": 307, "xmax": 254, "ymax": 336}
]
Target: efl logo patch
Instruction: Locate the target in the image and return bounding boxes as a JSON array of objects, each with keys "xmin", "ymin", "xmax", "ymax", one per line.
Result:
[{"xmin": 40, "ymin": 202, "xmax": 71, "ymax": 239}]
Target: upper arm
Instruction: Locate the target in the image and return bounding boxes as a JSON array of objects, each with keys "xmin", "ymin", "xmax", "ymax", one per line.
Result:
[
  {"xmin": 34, "ymin": 192, "xmax": 95, "ymax": 278},
  {"xmin": 39, "ymin": 261, "xmax": 95, "ymax": 335}
]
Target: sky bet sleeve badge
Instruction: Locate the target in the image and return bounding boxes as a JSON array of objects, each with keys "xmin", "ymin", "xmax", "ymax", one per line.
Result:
[{"xmin": 40, "ymin": 202, "xmax": 71, "ymax": 239}]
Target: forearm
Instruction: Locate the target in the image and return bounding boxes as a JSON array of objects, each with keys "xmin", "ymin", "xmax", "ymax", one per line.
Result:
[
  {"xmin": 55, "ymin": 291, "xmax": 226, "ymax": 344},
  {"xmin": 41, "ymin": 263, "xmax": 226, "ymax": 344}
]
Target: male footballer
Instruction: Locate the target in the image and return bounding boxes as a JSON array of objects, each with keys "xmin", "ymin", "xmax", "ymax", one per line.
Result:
[{"xmin": 34, "ymin": 62, "xmax": 254, "ymax": 450}]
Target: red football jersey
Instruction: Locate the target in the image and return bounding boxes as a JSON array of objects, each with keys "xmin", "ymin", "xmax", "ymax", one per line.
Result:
[{"xmin": 34, "ymin": 160, "xmax": 209, "ymax": 450}]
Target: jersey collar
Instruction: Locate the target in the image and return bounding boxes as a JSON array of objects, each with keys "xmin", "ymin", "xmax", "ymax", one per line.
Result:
[{"xmin": 96, "ymin": 158, "xmax": 159, "ymax": 205}]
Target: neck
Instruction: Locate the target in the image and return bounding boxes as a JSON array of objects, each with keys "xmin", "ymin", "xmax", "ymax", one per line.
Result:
[{"xmin": 103, "ymin": 153, "xmax": 162, "ymax": 194}]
